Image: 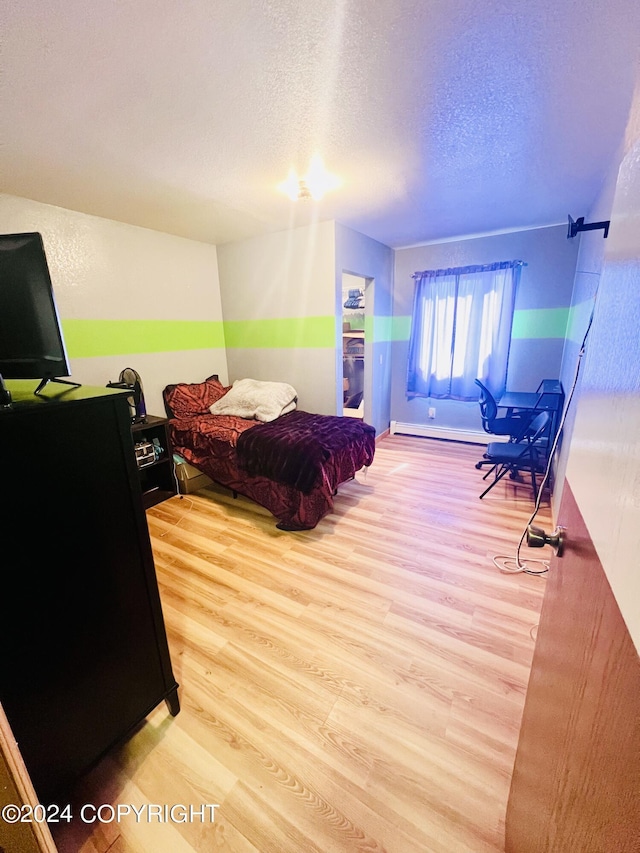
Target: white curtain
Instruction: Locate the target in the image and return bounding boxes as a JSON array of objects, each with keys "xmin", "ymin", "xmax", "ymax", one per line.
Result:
[{"xmin": 406, "ymin": 261, "xmax": 521, "ymax": 401}]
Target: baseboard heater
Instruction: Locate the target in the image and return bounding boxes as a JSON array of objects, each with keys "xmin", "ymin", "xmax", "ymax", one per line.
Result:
[{"xmin": 389, "ymin": 420, "xmax": 509, "ymax": 445}]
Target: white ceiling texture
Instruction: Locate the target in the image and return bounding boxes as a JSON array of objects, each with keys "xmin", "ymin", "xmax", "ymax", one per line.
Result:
[{"xmin": 2, "ymin": 0, "xmax": 639, "ymax": 249}]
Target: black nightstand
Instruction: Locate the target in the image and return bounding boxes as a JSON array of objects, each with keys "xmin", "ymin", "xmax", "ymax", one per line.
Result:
[{"xmin": 132, "ymin": 415, "xmax": 177, "ymax": 508}]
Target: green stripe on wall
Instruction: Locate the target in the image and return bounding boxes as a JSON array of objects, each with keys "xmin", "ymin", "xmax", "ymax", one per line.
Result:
[
  {"xmin": 566, "ymin": 299, "xmax": 596, "ymax": 344},
  {"xmin": 61, "ymin": 308, "xmax": 570, "ymax": 357},
  {"xmin": 511, "ymin": 308, "xmax": 570, "ymax": 340},
  {"xmin": 62, "ymin": 319, "xmax": 226, "ymax": 358},
  {"xmin": 385, "ymin": 309, "xmax": 570, "ymax": 343},
  {"xmin": 223, "ymin": 316, "xmax": 335, "ymax": 348},
  {"xmin": 366, "ymin": 315, "xmax": 399, "ymax": 342},
  {"xmin": 371, "ymin": 316, "xmax": 416, "ymax": 341},
  {"xmin": 390, "ymin": 316, "xmax": 412, "ymax": 341}
]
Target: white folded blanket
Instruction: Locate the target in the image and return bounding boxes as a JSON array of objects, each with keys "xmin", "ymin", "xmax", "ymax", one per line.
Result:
[{"xmin": 209, "ymin": 378, "xmax": 297, "ymax": 422}]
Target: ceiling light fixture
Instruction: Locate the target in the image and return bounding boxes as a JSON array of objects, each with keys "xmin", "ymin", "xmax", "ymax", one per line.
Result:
[{"xmin": 278, "ymin": 156, "xmax": 340, "ymax": 201}]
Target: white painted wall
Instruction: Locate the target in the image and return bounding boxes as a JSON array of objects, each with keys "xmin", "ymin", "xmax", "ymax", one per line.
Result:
[
  {"xmin": 562, "ymin": 77, "xmax": 640, "ymax": 653},
  {"xmin": 552, "ymin": 148, "xmax": 622, "ymax": 512},
  {"xmin": 0, "ymin": 194, "xmax": 227, "ymax": 416},
  {"xmin": 217, "ymin": 221, "xmax": 337, "ymax": 415}
]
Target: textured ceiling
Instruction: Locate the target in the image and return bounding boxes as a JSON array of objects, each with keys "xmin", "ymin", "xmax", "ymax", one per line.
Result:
[{"xmin": 1, "ymin": 0, "xmax": 639, "ymax": 249}]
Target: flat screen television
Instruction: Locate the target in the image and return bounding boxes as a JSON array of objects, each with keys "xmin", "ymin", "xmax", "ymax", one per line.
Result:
[{"xmin": 0, "ymin": 232, "xmax": 79, "ymax": 401}]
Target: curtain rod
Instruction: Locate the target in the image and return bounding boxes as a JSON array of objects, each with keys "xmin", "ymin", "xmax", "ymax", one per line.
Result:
[{"xmin": 412, "ymin": 260, "xmax": 526, "ymax": 279}]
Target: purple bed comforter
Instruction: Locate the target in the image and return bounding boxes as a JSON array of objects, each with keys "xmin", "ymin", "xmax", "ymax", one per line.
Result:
[{"xmin": 236, "ymin": 409, "xmax": 376, "ymax": 494}]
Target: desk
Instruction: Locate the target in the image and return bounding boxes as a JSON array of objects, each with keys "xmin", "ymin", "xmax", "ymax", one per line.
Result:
[{"xmin": 498, "ymin": 379, "xmax": 564, "ymax": 445}]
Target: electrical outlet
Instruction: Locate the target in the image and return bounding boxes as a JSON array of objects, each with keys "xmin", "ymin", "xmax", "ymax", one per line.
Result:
[{"xmin": 428, "ymin": 407, "xmax": 436, "ymax": 419}]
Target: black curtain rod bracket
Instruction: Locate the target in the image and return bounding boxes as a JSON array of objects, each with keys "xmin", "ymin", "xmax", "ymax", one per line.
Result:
[{"xmin": 567, "ymin": 215, "xmax": 610, "ymax": 239}]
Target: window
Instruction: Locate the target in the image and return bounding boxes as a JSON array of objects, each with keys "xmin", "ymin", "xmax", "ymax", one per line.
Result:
[{"xmin": 406, "ymin": 260, "xmax": 521, "ymax": 401}]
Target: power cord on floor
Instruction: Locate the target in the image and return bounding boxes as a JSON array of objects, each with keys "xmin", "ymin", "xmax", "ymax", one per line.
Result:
[
  {"xmin": 159, "ymin": 496, "xmax": 195, "ymax": 537},
  {"xmin": 493, "ymin": 300, "xmax": 595, "ymax": 576}
]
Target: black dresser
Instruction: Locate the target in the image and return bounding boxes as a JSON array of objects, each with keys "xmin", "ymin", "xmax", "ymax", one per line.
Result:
[{"xmin": 0, "ymin": 382, "xmax": 179, "ymax": 803}]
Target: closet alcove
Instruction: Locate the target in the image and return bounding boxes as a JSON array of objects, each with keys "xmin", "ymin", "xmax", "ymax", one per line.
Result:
[{"xmin": 342, "ymin": 273, "xmax": 366, "ymax": 418}]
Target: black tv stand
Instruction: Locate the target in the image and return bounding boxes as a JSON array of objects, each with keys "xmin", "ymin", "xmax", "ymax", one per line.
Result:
[
  {"xmin": 0, "ymin": 374, "xmax": 12, "ymax": 407},
  {"xmin": 0, "ymin": 384, "xmax": 180, "ymax": 803},
  {"xmin": 34, "ymin": 376, "xmax": 82, "ymax": 395}
]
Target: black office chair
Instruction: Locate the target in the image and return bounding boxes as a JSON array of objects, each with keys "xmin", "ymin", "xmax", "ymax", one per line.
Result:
[
  {"xmin": 475, "ymin": 379, "xmax": 533, "ymax": 440},
  {"xmin": 474, "ymin": 378, "xmax": 535, "ymax": 473},
  {"xmin": 478, "ymin": 410, "xmax": 551, "ymax": 500}
]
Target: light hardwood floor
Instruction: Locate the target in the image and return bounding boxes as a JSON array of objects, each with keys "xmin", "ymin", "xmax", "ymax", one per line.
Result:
[{"xmin": 51, "ymin": 435, "xmax": 551, "ymax": 853}]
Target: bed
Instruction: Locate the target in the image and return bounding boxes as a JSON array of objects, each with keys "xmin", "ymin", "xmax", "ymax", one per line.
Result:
[{"xmin": 163, "ymin": 375, "xmax": 376, "ymax": 530}]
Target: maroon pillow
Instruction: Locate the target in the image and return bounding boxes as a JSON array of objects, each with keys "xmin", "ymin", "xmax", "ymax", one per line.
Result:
[{"xmin": 163, "ymin": 375, "xmax": 230, "ymax": 418}]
